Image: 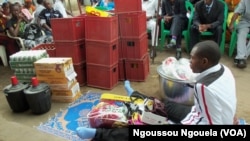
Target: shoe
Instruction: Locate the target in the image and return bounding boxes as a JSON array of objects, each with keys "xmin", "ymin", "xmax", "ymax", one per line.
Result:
[
  {"xmin": 237, "ymin": 59, "xmax": 247, "ymax": 68},
  {"xmin": 150, "ymin": 49, "xmax": 157, "ymax": 59},
  {"xmin": 234, "ymin": 59, "xmax": 239, "ymax": 65},
  {"xmin": 166, "ymin": 39, "xmax": 176, "ymax": 48},
  {"xmin": 175, "ymin": 48, "xmax": 182, "ymax": 60}
]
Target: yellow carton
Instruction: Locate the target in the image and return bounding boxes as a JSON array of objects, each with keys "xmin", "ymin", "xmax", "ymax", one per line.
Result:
[
  {"xmin": 41, "ymin": 78, "xmax": 77, "ymax": 90},
  {"xmin": 52, "ymin": 90, "xmax": 82, "ymax": 103},
  {"xmin": 51, "ymin": 82, "xmax": 80, "ymax": 97},
  {"xmin": 37, "ymin": 71, "xmax": 77, "ymax": 85},
  {"xmin": 34, "ymin": 58, "xmax": 74, "ymax": 78}
]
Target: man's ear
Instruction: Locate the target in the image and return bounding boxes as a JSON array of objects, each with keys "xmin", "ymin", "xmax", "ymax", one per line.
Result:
[{"xmin": 202, "ymin": 58, "xmax": 208, "ymax": 65}]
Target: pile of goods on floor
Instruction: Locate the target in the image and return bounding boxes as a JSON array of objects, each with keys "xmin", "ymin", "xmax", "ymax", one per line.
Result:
[{"xmin": 87, "ymin": 93, "xmax": 169, "ymax": 128}]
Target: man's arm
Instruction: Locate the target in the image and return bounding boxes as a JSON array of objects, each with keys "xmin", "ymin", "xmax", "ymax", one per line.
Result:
[
  {"xmin": 210, "ymin": 3, "xmax": 224, "ymax": 29},
  {"xmin": 195, "ymin": 83, "xmax": 224, "ymax": 124}
]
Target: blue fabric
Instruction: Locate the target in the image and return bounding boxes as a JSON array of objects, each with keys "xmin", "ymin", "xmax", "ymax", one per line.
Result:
[{"xmin": 37, "ymin": 92, "xmax": 101, "ymax": 141}]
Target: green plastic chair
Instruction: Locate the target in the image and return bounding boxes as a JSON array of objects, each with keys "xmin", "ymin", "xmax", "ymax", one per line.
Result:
[
  {"xmin": 159, "ymin": 0, "xmax": 194, "ymax": 53},
  {"xmin": 200, "ymin": 0, "xmax": 228, "ymax": 54},
  {"xmin": 228, "ymin": 23, "xmax": 250, "ymax": 57}
]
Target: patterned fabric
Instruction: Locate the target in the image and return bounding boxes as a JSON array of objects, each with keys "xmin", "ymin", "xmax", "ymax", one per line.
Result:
[{"xmin": 37, "ymin": 92, "xmax": 101, "ymax": 141}]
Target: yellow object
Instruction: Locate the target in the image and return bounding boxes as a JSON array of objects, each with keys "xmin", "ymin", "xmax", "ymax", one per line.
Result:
[
  {"xmin": 85, "ymin": 6, "xmax": 110, "ymax": 17},
  {"xmin": 101, "ymin": 93, "xmax": 131, "ymax": 102},
  {"xmin": 101, "ymin": 93, "xmax": 144, "ymax": 104}
]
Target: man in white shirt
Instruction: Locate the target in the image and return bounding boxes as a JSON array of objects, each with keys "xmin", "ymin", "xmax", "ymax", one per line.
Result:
[
  {"xmin": 166, "ymin": 40, "xmax": 237, "ymax": 124},
  {"xmin": 53, "ymin": 0, "xmax": 73, "ymax": 18}
]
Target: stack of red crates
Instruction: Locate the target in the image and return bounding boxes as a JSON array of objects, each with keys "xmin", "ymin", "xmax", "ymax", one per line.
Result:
[
  {"xmin": 85, "ymin": 15, "xmax": 119, "ymax": 90},
  {"xmin": 50, "ymin": 15, "xmax": 86, "ymax": 86},
  {"xmin": 115, "ymin": 0, "xmax": 150, "ymax": 81}
]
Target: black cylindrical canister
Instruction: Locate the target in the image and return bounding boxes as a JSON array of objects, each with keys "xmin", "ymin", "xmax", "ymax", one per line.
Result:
[
  {"xmin": 3, "ymin": 76, "xmax": 30, "ymax": 112},
  {"xmin": 24, "ymin": 77, "xmax": 51, "ymax": 114}
]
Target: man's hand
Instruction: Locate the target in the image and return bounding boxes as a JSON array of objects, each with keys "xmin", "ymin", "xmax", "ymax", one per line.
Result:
[
  {"xmin": 164, "ymin": 15, "xmax": 173, "ymax": 23},
  {"xmin": 17, "ymin": 13, "xmax": 25, "ymax": 22},
  {"xmin": 198, "ymin": 24, "xmax": 209, "ymax": 32},
  {"xmin": 229, "ymin": 23, "xmax": 234, "ymax": 32}
]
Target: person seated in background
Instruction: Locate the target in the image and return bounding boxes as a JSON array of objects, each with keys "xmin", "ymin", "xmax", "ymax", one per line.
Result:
[
  {"xmin": 142, "ymin": 0, "xmax": 159, "ymax": 56},
  {"xmin": 75, "ymin": 40, "xmax": 238, "ymax": 141},
  {"xmin": 6, "ymin": 3, "xmax": 51, "ymax": 49},
  {"xmin": 98, "ymin": 0, "xmax": 115, "ymax": 11},
  {"xmin": 225, "ymin": 0, "xmax": 240, "ymax": 43},
  {"xmin": 161, "ymin": 0, "xmax": 188, "ymax": 59},
  {"xmin": 23, "ymin": 0, "xmax": 36, "ymax": 15},
  {"xmin": 53, "ymin": 0, "xmax": 73, "ymax": 18},
  {"xmin": 229, "ymin": 0, "xmax": 250, "ymax": 69},
  {"xmin": 39, "ymin": 0, "xmax": 63, "ymax": 35},
  {"xmin": 33, "ymin": 0, "xmax": 45, "ymax": 25},
  {"xmin": 0, "ymin": 2, "xmax": 12, "ymax": 34},
  {"xmin": 189, "ymin": 0, "xmax": 225, "ymax": 51},
  {"xmin": 6, "ymin": 3, "xmax": 30, "ymax": 38}
]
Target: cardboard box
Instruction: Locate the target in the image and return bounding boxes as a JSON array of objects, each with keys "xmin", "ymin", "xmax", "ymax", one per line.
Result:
[
  {"xmin": 40, "ymin": 78, "xmax": 77, "ymax": 90},
  {"xmin": 34, "ymin": 58, "xmax": 74, "ymax": 78},
  {"xmin": 51, "ymin": 90, "xmax": 82, "ymax": 103},
  {"xmin": 37, "ymin": 71, "xmax": 77, "ymax": 85},
  {"xmin": 51, "ymin": 82, "xmax": 80, "ymax": 97}
]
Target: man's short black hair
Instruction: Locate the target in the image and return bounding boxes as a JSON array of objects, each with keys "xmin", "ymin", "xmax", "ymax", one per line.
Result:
[{"xmin": 194, "ymin": 40, "xmax": 221, "ymax": 65}]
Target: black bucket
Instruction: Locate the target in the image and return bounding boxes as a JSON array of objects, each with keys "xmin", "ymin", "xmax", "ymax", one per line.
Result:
[
  {"xmin": 3, "ymin": 76, "xmax": 30, "ymax": 112},
  {"xmin": 24, "ymin": 77, "xmax": 51, "ymax": 115}
]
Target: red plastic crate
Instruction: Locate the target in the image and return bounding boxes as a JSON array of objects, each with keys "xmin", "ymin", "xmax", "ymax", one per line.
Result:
[
  {"xmin": 118, "ymin": 11, "xmax": 146, "ymax": 38},
  {"xmin": 114, "ymin": 0, "xmax": 142, "ymax": 13},
  {"xmin": 118, "ymin": 59, "xmax": 126, "ymax": 81},
  {"xmin": 86, "ymin": 63, "xmax": 118, "ymax": 90},
  {"xmin": 51, "ymin": 16, "xmax": 85, "ymax": 41},
  {"xmin": 32, "ymin": 43, "xmax": 56, "ymax": 57},
  {"xmin": 85, "ymin": 15, "xmax": 118, "ymax": 42},
  {"xmin": 125, "ymin": 53, "xmax": 149, "ymax": 82},
  {"xmin": 74, "ymin": 61, "xmax": 86, "ymax": 86},
  {"xmin": 85, "ymin": 39, "xmax": 118, "ymax": 66},
  {"xmin": 55, "ymin": 39, "xmax": 85, "ymax": 64},
  {"xmin": 118, "ymin": 38, "xmax": 123, "ymax": 59},
  {"xmin": 121, "ymin": 32, "xmax": 148, "ymax": 59}
]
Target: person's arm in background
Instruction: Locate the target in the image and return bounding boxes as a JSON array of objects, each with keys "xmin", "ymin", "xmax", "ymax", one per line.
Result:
[
  {"xmin": 38, "ymin": 9, "xmax": 52, "ymax": 32},
  {"xmin": 192, "ymin": 3, "xmax": 201, "ymax": 28},
  {"xmin": 229, "ymin": 0, "xmax": 245, "ymax": 32}
]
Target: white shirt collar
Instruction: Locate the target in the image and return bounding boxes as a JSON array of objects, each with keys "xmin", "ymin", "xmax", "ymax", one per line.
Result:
[{"xmin": 195, "ymin": 64, "xmax": 221, "ymax": 82}]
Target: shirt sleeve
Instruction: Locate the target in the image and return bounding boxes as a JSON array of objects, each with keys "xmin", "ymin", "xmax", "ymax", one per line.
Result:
[{"xmin": 234, "ymin": 0, "xmax": 245, "ymax": 14}]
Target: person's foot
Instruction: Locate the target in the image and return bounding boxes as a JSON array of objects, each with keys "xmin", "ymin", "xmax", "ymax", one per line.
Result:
[
  {"xmin": 175, "ymin": 48, "xmax": 182, "ymax": 60},
  {"xmin": 150, "ymin": 49, "xmax": 157, "ymax": 59},
  {"xmin": 234, "ymin": 59, "xmax": 239, "ymax": 65},
  {"xmin": 166, "ymin": 39, "xmax": 176, "ymax": 48},
  {"xmin": 124, "ymin": 80, "xmax": 134, "ymax": 96},
  {"xmin": 76, "ymin": 127, "xmax": 96, "ymax": 139},
  {"xmin": 237, "ymin": 59, "xmax": 247, "ymax": 68}
]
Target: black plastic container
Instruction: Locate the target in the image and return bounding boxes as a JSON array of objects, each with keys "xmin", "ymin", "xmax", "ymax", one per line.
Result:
[
  {"xmin": 24, "ymin": 77, "xmax": 51, "ymax": 115},
  {"xmin": 3, "ymin": 76, "xmax": 30, "ymax": 112}
]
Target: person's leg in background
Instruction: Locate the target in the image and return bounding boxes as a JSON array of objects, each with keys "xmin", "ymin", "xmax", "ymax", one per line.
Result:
[
  {"xmin": 147, "ymin": 19, "xmax": 159, "ymax": 48},
  {"xmin": 235, "ymin": 27, "xmax": 249, "ymax": 68},
  {"xmin": 212, "ymin": 25, "xmax": 223, "ymax": 48},
  {"xmin": 167, "ymin": 16, "xmax": 188, "ymax": 59},
  {"xmin": 189, "ymin": 25, "xmax": 200, "ymax": 51}
]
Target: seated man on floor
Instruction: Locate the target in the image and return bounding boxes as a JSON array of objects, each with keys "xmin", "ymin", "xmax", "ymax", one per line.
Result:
[{"xmin": 75, "ymin": 41, "xmax": 238, "ymax": 141}]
